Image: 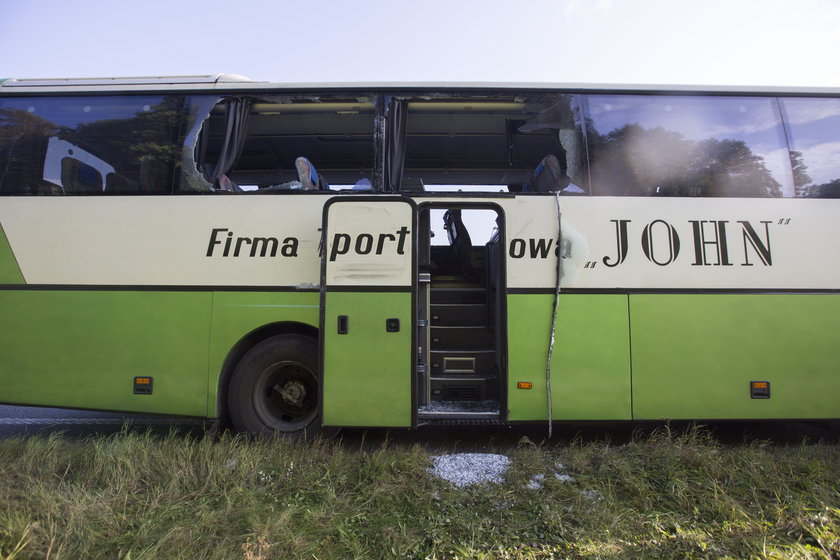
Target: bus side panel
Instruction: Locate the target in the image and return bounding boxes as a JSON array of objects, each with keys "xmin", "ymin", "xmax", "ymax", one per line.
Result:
[
  {"xmin": 0, "ymin": 290, "xmax": 212, "ymax": 415},
  {"xmin": 506, "ymin": 294, "xmax": 631, "ymax": 421},
  {"xmin": 631, "ymin": 294, "xmax": 840, "ymax": 419},
  {"xmin": 322, "ymin": 291, "xmax": 412, "ymax": 427},
  {"xmin": 0, "ymin": 223, "xmax": 24, "ymax": 284},
  {"xmin": 206, "ymin": 291, "xmax": 320, "ymax": 417}
]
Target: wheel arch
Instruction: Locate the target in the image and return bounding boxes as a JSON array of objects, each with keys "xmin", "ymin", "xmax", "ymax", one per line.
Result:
[{"xmin": 214, "ymin": 321, "xmax": 319, "ymax": 428}]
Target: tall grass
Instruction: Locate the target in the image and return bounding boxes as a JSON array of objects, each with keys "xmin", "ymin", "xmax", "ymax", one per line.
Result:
[{"xmin": 0, "ymin": 425, "xmax": 837, "ymax": 559}]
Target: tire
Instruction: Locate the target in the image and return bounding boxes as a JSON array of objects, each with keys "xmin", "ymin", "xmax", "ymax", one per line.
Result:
[{"xmin": 227, "ymin": 335, "xmax": 325, "ymax": 438}]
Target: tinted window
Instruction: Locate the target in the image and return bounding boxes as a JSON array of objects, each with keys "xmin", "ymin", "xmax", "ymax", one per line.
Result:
[
  {"xmin": 0, "ymin": 95, "xmax": 186, "ymax": 195},
  {"xmin": 779, "ymin": 98, "xmax": 840, "ymax": 198},
  {"xmin": 584, "ymin": 95, "xmax": 793, "ymax": 197}
]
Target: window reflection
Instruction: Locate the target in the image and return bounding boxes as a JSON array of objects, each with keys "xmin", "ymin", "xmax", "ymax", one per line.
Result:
[
  {"xmin": 584, "ymin": 95, "xmax": 793, "ymax": 197},
  {"xmin": 0, "ymin": 96, "xmax": 186, "ymax": 195},
  {"xmin": 779, "ymin": 98, "xmax": 840, "ymax": 198}
]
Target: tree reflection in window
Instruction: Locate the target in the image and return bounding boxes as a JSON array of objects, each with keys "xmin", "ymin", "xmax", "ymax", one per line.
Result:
[
  {"xmin": 780, "ymin": 98, "xmax": 840, "ymax": 198},
  {"xmin": 0, "ymin": 107, "xmax": 60, "ymax": 194},
  {"xmin": 0, "ymin": 96, "xmax": 186, "ymax": 195},
  {"xmin": 584, "ymin": 95, "xmax": 793, "ymax": 197}
]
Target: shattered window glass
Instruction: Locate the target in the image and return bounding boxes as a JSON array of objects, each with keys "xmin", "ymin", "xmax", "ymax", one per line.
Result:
[
  {"xmin": 402, "ymin": 93, "xmax": 589, "ymax": 193},
  {"xmin": 186, "ymin": 94, "xmax": 376, "ymax": 193}
]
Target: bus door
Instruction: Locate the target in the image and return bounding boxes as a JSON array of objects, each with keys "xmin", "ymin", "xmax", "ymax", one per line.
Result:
[
  {"xmin": 320, "ymin": 197, "xmax": 416, "ymax": 427},
  {"xmin": 415, "ymin": 205, "xmax": 506, "ymax": 423}
]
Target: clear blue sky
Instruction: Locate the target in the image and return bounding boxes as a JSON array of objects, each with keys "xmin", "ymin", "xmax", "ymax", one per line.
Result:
[{"xmin": 1, "ymin": 0, "xmax": 839, "ymax": 87}]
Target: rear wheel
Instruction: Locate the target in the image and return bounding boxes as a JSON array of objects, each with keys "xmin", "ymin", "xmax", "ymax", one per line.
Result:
[{"xmin": 228, "ymin": 335, "xmax": 325, "ymax": 438}]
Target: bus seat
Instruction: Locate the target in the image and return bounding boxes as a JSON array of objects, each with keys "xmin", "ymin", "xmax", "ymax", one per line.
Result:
[
  {"xmin": 401, "ymin": 177, "xmax": 425, "ymax": 192},
  {"xmin": 106, "ymin": 173, "xmax": 140, "ymax": 194},
  {"xmin": 60, "ymin": 157, "xmax": 103, "ymax": 194},
  {"xmin": 443, "ymin": 209, "xmax": 474, "ymax": 275},
  {"xmin": 217, "ymin": 174, "xmax": 239, "ymax": 192},
  {"xmin": 526, "ymin": 154, "xmax": 570, "ymax": 193},
  {"xmin": 295, "ymin": 157, "xmax": 329, "ymax": 190},
  {"xmin": 139, "ymin": 157, "xmax": 171, "ymax": 193}
]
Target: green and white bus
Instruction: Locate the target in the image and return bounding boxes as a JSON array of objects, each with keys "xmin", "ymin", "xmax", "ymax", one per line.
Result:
[{"xmin": 0, "ymin": 74, "xmax": 838, "ymax": 436}]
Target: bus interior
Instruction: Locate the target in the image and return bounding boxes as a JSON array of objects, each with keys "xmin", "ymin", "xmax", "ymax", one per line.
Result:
[
  {"xmin": 194, "ymin": 92, "xmax": 586, "ymax": 194},
  {"xmin": 417, "ymin": 206, "xmax": 505, "ymax": 421}
]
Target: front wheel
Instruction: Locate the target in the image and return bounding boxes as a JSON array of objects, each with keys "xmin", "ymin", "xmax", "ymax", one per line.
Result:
[{"xmin": 228, "ymin": 335, "xmax": 326, "ymax": 438}]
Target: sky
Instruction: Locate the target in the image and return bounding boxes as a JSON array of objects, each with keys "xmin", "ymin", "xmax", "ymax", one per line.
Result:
[{"xmin": 1, "ymin": 0, "xmax": 839, "ymax": 87}]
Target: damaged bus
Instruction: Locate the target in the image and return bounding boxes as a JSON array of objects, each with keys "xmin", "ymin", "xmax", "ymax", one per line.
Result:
[{"xmin": 0, "ymin": 74, "xmax": 838, "ymax": 436}]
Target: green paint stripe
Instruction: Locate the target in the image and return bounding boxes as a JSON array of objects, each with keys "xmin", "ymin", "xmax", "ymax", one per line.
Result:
[{"xmin": 0, "ymin": 223, "xmax": 25, "ymax": 284}]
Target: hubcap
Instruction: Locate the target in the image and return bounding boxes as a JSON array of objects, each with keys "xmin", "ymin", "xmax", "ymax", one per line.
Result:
[{"xmin": 254, "ymin": 360, "xmax": 317, "ymax": 431}]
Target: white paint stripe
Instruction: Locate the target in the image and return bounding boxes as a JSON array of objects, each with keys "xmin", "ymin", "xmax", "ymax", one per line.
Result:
[{"xmin": 1, "ymin": 195, "xmax": 838, "ymax": 289}]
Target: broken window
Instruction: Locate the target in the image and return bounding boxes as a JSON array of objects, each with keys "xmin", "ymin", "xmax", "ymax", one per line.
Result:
[
  {"xmin": 183, "ymin": 94, "xmax": 376, "ymax": 192},
  {"xmin": 399, "ymin": 93, "xmax": 588, "ymax": 194}
]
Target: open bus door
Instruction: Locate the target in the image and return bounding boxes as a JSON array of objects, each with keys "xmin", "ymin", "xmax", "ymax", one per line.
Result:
[
  {"xmin": 320, "ymin": 197, "xmax": 416, "ymax": 427},
  {"xmin": 415, "ymin": 205, "xmax": 506, "ymax": 423}
]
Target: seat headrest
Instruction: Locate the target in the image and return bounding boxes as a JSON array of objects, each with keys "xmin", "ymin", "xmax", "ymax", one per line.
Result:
[
  {"xmin": 401, "ymin": 177, "xmax": 425, "ymax": 192},
  {"xmin": 529, "ymin": 154, "xmax": 571, "ymax": 193}
]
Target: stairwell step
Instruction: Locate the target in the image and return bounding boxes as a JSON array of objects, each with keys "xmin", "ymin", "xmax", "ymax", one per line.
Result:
[
  {"xmin": 430, "ymin": 303, "xmax": 487, "ymax": 326},
  {"xmin": 430, "ymin": 326, "xmax": 493, "ymax": 350},
  {"xmin": 430, "ymin": 288, "xmax": 486, "ymax": 304},
  {"xmin": 429, "ymin": 350, "xmax": 496, "ymax": 377}
]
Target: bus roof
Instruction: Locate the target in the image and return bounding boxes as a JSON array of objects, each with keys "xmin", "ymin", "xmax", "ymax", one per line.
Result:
[
  {"xmin": 0, "ymin": 74, "xmax": 254, "ymax": 91},
  {"xmin": 1, "ymin": 75, "xmax": 839, "ymax": 96}
]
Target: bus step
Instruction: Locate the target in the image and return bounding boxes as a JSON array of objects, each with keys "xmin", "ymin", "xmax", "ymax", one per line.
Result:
[
  {"xmin": 419, "ymin": 399, "xmax": 499, "ymax": 413},
  {"xmin": 430, "ymin": 326, "xmax": 493, "ymax": 350},
  {"xmin": 429, "ymin": 375, "xmax": 497, "ymax": 381},
  {"xmin": 417, "ymin": 416, "xmax": 503, "ymax": 426},
  {"xmin": 430, "ymin": 303, "xmax": 487, "ymax": 326},
  {"xmin": 429, "ymin": 378, "xmax": 496, "ymax": 401},
  {"xmin": 430, "ymin": 350, "xmax": 496, "ymax": 376},
  {"xmin": 417, "ymin": 400, "xmax": 500, "ymax": 422},
  {"xmin": 430, "ymin": 288, "xmax": 486, "ymax": 304}
]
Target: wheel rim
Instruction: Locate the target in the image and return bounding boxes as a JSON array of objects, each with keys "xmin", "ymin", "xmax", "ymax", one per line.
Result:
[{"xmin": 252, "ymin": 359, "xmax": 318, "ymax": 431}]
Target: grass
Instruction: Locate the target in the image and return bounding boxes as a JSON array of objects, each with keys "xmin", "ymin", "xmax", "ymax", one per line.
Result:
[{"xmin": 0, "ymin": 425, "xmax": 838, "ymax": 559}]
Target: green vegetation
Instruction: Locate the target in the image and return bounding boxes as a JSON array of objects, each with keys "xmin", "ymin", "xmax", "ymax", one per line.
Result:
[{"xmin": 0, "ymin": 426, "xmax": 838, "ymax": 559}]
